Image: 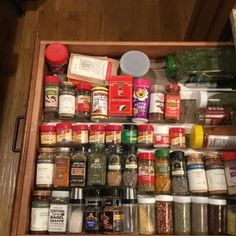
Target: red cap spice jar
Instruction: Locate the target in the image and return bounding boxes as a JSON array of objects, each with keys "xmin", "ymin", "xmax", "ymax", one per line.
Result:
[
  {"xmin": 56, "ymin": 122, "xmax": 72, "ymax": 145},
  {"xmin": 169, "ymin": 127, "xmax": 186, "ymax": 149},
  {"xmin": 45, "ymin": 43, "xmax": 69, "ymax": 74},
  {"xmin": 40, "ymin": 123, "xmax": 56, "ymax": 146},
  {"xmin": 89, "ymin": 125, "xmax": 105, "ymax": 144},
  {"xmin": 137, "ymin": 124, "xmax": 154, "ymax": 147},
  {"xmin": 72, "ymin": 124, "xmax": 89, "ymax": 144},
  {"xmin": 105, "ymin": 125, "xmax": 122, "ymax": 144}
]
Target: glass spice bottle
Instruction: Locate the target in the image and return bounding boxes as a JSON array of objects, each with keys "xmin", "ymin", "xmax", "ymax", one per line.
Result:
[
  {"xmin": 137, "ymin": 124, "xmax": 154, "ymax": 148},
  {"xmin": 122, "ymin": 124, "xmax": 138, "ymax": 145},
  {"xmin": 155, "ymin": 149, "xmax": 171, "ymax": 194},
  {"xmin": 72, "ymin": 124, "xmax": 89, "ymax": 145},
  {"xmin": 30, "ymin": 190, "xmax": 51, "ymax": 234},
  {"xmin": 170, "ymin": 151, "xmax": 189, "ymax": 195},
  {"xmin": 53, "ymin": 147, "xmax": 70, "ymax": 188},
  {"xmin": 56, "ymin": 122, "xmax": 72, "ymax": 146},
  {"xmin": 40, "ymin": 123, "xmax": 56, "ymax": 146},
  {"xmin": 35, "ymin": 148, "xmax": 54, "ymax": 189},
  {"xmin": 58, "ymin": 81, "xmax": 76, "ymax": 119}
]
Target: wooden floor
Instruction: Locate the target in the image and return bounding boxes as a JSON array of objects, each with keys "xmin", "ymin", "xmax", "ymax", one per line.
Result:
[{"xmin": 0, "ymin": 0, "xmax": 197, "ymax": 235}]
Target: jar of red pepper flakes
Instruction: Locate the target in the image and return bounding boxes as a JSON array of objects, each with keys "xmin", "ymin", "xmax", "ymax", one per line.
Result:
[
  {"xmin": 105, "ymin": 125, "xmax": 122, "ymax": 144},
  {"xmin": 89, "ymin": 125, "xmax": 105, "ymax": 144},
  {"xmin": 40, "ymin": 123, "xmax": 56, "ymax": 146},
  {"xmin": 72, "ymin": 124, "xmax": 89, "ymax": 145},
  {"xmin": 137, "ymin": 124, "xmax": 154, "ymax": 147},
  {"xmin": 56, "ymin": 122, "xmax": 72, "ymax": 146},
  {"xmin": 169, "ymin": 127, "xmax": 186, "ymax": 149}
]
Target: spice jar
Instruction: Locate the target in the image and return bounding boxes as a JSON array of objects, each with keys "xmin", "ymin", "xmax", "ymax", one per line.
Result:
[
  {"xmin": 40, "ymin": 123, "xmax": 56, "ymax": 146},
  {"xmin": 173, "ymin": 196, "xmax": 191, "ymax": 235},
  {"xmin": 138, "ymin": 150, "xmax": 155, "ymax": 193},
  {"xmin": 138, "ymin": 196, "xmax": 156, "ymax": 235},
  {"xmin": 67, "ymin": 188, "xmax": 85, "ymax": 234},
  {"xmin": 149, "ymin": 84, "xmax": 165, "ymax": 123},
  {"xmin": 48, "ymin": 190, "xmax": 69, "ymax": 233},
  {"xmin": 123, "ymin": 145, "xmax": 138, "ymax": 188},
  {"xmin": 164, "ymin": 84, "xmax": 181, "ymax": 122},
  {"xmin": 186, "ymin": 152, "xmax": 208, "ymax": 194},
  {"xmin": 169, "ymin": 127, "xmax": 186, "ymax": 149},
  {"xmin": 208, "ymin": 198, "xmax": 227, "ymax": 235},
  {"xmin": 89, "ymin": 124, "xmax": 105, "ymax": 144},
  {"xmin": 223, "ymin": 152, "xmax": 236, "ymax": 195},
  {"xmin": 122, "ymin": 124, "xmax": 138, "ymax": 144},
  {"xmin": 72, "ymin": 124, "xmax": 89, "ymax": 145},
  {"xmin": 58, "ymin": 81, "xmax": 76, "ymax": 119},
  {"xmin": 153, "ymin": 126, "xmax": 170, "ymax": 148},
  {"xmin": 191, "ymin": 196, "xmax": 208, "ymax": 235},
  {"xmin": 105, "ymin": 125, "xmax": 122, "ymax": 144},
  {"xmin": 45, "ymin": 43, "xmax": 69, "ymax": 74},
  {"xmin": 155, "ymin": 195, "xmax": 173, "ymax": 235},
  {"xmin": 30, "ymin": 190, "xmax": 51, "ymax": 234},
  {"xmin": 35, "ymin": 148, "xmax": 54, "ymax": 189},
  {"xmin": 56, "ymin": 122, "xmax": 72, "ymax": 145},
  {"xmin": 170, "ymin": 151, "xmax": 189, "ymax": 195},
  {"xmin": 138, "ymin": 124, "xmax": 154, "ymax": 147},
  {"xmin": 53, "ymin": 147, "xmax": 70, "ymax": 188},
  {"xmin": 155, "ymin": 149, "xmax": 171, "ymax": 194},
  {"xmin": 227, "ymin": 199, "xmax": 236, "ymax": 235},
  {"xmin": 91, "ymin": 86, "xmax": 108, "ymax": 121},
  {"xmin": 84, "ymin": 187, "xmax": 102, "ymax": 234},
  {"xmin": 122, "ymin": 188, "xmax": 138, "ymax": 234},
  {"xmin": 76, "ymin": 81, "xmax": 92, "ymax": 120},
  {"xmin": 102, "ymin": 187, "xmax": 124, "ymax": 233},
  {"xmin": 190, "ymin": 124, "xmax": 236, "ymax": 149},
  {"xmin": 204, "ymin": 152, "xmax": 227, "ymax": 195}
]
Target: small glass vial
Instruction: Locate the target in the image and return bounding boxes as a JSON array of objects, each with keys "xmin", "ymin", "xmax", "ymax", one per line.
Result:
[
  {"xmin": 56, "ymin": 122, "xmax": 72, "ymax": 146},
  {"xmin": 105, "ymin": 125, "xmax": 122, "ymax": 144},
  {"xmin": 153, "ymin": 126, "xmax": 170, "ymax": 148},
  {"xmin": 137, "ymin": 124, "xmax": 154, "ymax": 147},
  {"xmin": 208, "ymin": 198, "xmax": 227, "ymax": 235},
  {"xmin": 191, "ymin": 196, "xmax": 208, "ymax": 235},
  {"xmin": 173, "ymin": 196, "xmax": 191, "ymax": 235},
  {"xmin": 89, "ymin": 124, "xmax": 105, "ymax": 144},
  {"xmin": 169, "ymin": 127, "xmax": 186, "ymax": 149},
  {"xmin": 53, "ymin": 147, "xmax": 70, "ymax": 188},
  {"xmin": 138, "ymin": 196, "xmax": 156, "ymax": 235},
  {"xmin": 48, "ymin": 190, "xmax": 69, "ymax": 233},
  {"xmin": 227, "ymin": 199, "xmax": 236, "ymax": 235},
  {"xmin": 155, "ymin": 195, "xmax": 173, "ymax": 235},
  {"xmin": 40, "ymin": 123, "xmax": 56, "ymax": 146},
  {"xmin": 59, "ymin": 81, "xmax": 76, "ymax": 119},
  {"xmin": 122, "ymin": 124, "xmax": 138, "ymax": 145},
  {"xmin": 67, "ymin": 188, "xmax": 85, "ymax": 234},
  {"xmin": 72, "ymin": 124, "xmax": 89, "ymax": 145},
  {"xmin": 30, "ymin": 190, "xmax": 51, "ymax": 234},
  {"xmin": 35, "ymin": 148, "xmax": 54, "ymax": 189},
  {"xmin": 76, "ymin": 81, "xmax": 92, "ymax": 121}
]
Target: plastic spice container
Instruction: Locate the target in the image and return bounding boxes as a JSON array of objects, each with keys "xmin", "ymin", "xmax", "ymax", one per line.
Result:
[
  {"xmin": 155, "ymin": 195, "xmax": 173, "ymax": 235},
  {"xmin": 191, "ymin": 196, "xmax": 208, "ymax": 235},
  {"xmin": 173, "ymin": 196, "xmax": 191, "ymax": 235},
  {"xmin": 138, "ymin": 196, "xmax": 156, "ymax": 235},
  {"xmin": 105, "ymin": 125, "xmax": 122, "ymax": 144},
  {"xmin": 30, "ymin": 190, "xmax": 51, "ymax": 234},
  {"xmin": 40, "ymin": 123, "xmax": 56, "ymax": 146},
  {"xmin": 155, "ymin": 149, "xmax": 171, "ymax": 194},
  {"xmin": 223, "ymin": 152, "xmax": 236, "ymax": 195},
  {"xmin": 164, "ymin": 84, "xmax": 181, "ymax": 122},
  {"xmin": 204, "ymin": 152, "xmax": 227, "ymax": 195},
  {"xmin": 138, "ymin": 151, "xmax": 155, "ymax": 193},
  {"xmin": 72, "ymin": 124, "xmax": 89, "ymax": 144},
  {"xmin": 169, "ymin": 127, "xmax": 186, "ymax": 149},
  {"xmin": 45, "ymin": 43, "xmax": 69, "ymax": 74},
  {"xmin": 186, "ymin": 152, "xmax": 208, "ymax": 194},
  {"xmin": 35, "ymin": 148, "xmax": 54, "ymax": 189},
  {"xmin": 48, "ymin": 191, "xmax": 69, "ymax": 233},
  {"xmin": 153, "ymin": 126, "xmax": 170, "ymax": 148},
  {"xmin": 190, "ymin": 124, "xmax": 236, "ymax": 149},
  {"xmin": 76, "ymin": 81, "xmax": 91, "ymax": 120},
  {"xmin": 91, "ymin": 86, "xmax": 108, "ymax": 121},
  {"xmin": 58, "ymin": 81, "xmax": 76, "ymax": 119},
  {"xmin": 122, "ymin": 124, "xmax": 137, "ymax": 144},
  {"xmin": 89, "ymin": 124, "xmax": 105, "ymax": 144},
  {"xmin": 53, "ymin": 147, "xmax": 70, "ymax": 188},
  {"xmin": 138, "ymin": 124, "xmax": 153, "ymax": 147},
  {"xmin": 56, "ymin": 122, "xmax": 72, "ymax": 145},
  {"xmin": 170, "ymin": 151, "xmax": 189, "ymax": 195},
  {"xmin": 67, "ymin": 188, "xmax": 85, "ymax": 234},
  {"xmin": 227, "ymin": 199, "xmax": 236, "ymax": 235},
  {"xmin": 149, "ymin": 84, "xmax": 165, "ymax": 123},
  {"xmin": 208, "ymin": 198, "xmax": 227, "ymax": 235}
]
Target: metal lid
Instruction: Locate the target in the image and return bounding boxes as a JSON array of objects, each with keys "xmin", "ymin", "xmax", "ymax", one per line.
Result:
[
  {"xmin": 70, "ymin": 188, "xmax": 85, "ymax": 203},
  {"xmin": 52, "ymin": 191, "xmax": 69, "ymax": 198},
  {"xmin": 55, "ymin": 147, "xmax": 70, "ymax": 153}
]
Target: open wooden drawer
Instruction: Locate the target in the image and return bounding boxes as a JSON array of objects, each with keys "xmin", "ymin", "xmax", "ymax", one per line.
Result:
[{"xmin": 11, "ymin": 41, "xmax": 235, "ymax": 236}]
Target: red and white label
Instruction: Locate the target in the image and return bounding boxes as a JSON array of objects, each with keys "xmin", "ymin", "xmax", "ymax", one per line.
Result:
[{"xmin": 154, "ymin": 134, "xmax": 170, "ymax": 147}]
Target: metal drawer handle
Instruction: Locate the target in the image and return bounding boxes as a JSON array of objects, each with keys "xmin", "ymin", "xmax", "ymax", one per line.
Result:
[{"xmin": 12, "ymin": 115, "xmax": 25, "ymax": 153}]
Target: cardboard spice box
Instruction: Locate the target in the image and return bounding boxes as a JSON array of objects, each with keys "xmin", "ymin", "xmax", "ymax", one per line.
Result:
[{"xmin": 11, "ymin": 41, "xmax": 234, "ymax": 236}]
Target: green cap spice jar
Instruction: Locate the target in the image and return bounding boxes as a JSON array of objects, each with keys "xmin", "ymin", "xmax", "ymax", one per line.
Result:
[{"xmin": 122, "ymin": 124, "xmax": 137, "ymax": 144}]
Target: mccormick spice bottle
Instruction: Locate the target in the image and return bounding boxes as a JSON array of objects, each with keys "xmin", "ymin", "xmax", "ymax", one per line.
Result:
[
  {"xmin": 121, "ymin": 124, "xmax": 137, "ymax": 145},
  {"xmin": 153, "ymin": 126, "xmax": 170, "ymax": 148},
  {"xmin": 89, "ymin": 124, "xmax": 106, "ymax": 144},
  {"xmin": 169, "ymin": 127, "xmax": 186, "ymax": 149},
  {"xmin": 56, "ymin": 122, "xmax": 72, "ymax": 146},
  {"xmin": 137, "ymin": 124, "xmax": 154, "ymax": 147},
  {"xmin": 72, "ymin": 124, "xmax": 89, "ymax": 145},
  {"xmin": 40, "ymin": 123, "xmax": 56, "ymax": 146},
  {"xmin": 105, "ymin": 125, "xmax": 122, "ymax": 144}
]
